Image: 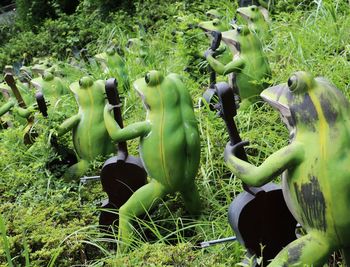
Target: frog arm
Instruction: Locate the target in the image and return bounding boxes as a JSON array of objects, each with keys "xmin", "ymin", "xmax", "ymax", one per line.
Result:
[
  {"xmin": 57, "ymin": 114, "xmax": 81, "ymax": 136},
  {"xmin": 206, "ymin": 55, "xmax": 245, "ymax": 75},
  {"xmin": 16, "ymin": 104, "xmax": 35, "ymax": 118},
  {"xmin": 104, "ymin": 105, "xmax": 151, "ymax": 142},
  {"xmin": 0, "ymin": 100, "xmax": 15, "ymax": 117},
  {"xmin": 224, "ymin": 141, "xmax": 304, "ymax": 187}
]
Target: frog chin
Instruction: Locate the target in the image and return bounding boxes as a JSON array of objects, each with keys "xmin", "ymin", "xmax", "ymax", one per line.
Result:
[{"xmin": 134, "ymin": 89, "xmax": 150, "ymax": 111}]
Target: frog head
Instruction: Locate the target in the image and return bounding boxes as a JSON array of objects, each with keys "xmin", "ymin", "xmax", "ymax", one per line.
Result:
[
  {"xmin": 70, "ymin": 76, "xmax": 94, "ymax": 94},
  {"xmin": 221, "ymin": 25, "xmax": 260, "ymax": 55},
  {"xmin": 205, "ymin": 9, "xmax": 223, "ymax": 19},
  {"xmin": 198, "ymin": 18, "xmax": 230, "ymax": 35},
  {"xmin": 133, "ymin": 70, "xmax": 164, "ymax": 111},
  {"xmin": 42, "ymin": 71, "xmax": 54, "ymax": 82},
  {"xmin": 260, "ymin": 71, "xmax": 338, "ymax": 138},
  {"xmin": 237, "ymin": 5, "xmax": 268, "ymax": 24}
]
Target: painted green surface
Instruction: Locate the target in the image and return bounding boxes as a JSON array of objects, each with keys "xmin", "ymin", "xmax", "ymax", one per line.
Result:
[
  {"xmin": 237, "ymin": 5, "xmax": 269, "ymax": 41},
  {"xmin": 225, "ymin": 71, "xmax": 350, "ymax": 266},
  {"xmin": 94, "ymin": 48, "xmax": 130, "ymax": 92},
  {"xmin": 57, "ymin": 76, "xmax": 114, "ymax": 180},
  {"xmin": 205, "ymin": 24, "xmax": 271, "ymax": 109},
  {"xmin": 31, "ymin": 71, "xmax": 69, "ymax": 105},
  {"xmin": 198, "ymin": 17, "xmax": 232, "ymax": 65},
  {"xmin": 104, "ymin": 70, "xmax": 201, "ymax": 248}
]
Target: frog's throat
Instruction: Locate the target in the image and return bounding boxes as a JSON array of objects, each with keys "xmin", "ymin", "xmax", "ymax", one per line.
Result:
[
  {"xmin": 261, "ymin": 83, "xmax": 295, "ymax": 134},
  {"xmin": 223, "ymin": 39, "xmax": 240, "ymax": 54}
]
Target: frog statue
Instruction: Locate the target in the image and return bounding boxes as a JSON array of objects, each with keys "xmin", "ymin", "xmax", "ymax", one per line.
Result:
[
  {"xmin": 94, "ymin": 47, "xmax": 130, "ymax": 92},
  {"xmin": 126, "ymin": 37, "xmax": 149, "ymax": 65},
  {"xmin": 198, "ymin": 16, "xmax": 232, "ymax": 65},
  {"xmin": 31, "ymin": 70, "xmax": 69, "ymax": 106},
  {"xmin": 0, "ymin": 66, "xmax": 35, "ymax": 123},
  {"xmin": 224, "ymin": 71, "xmax": 350, "ymax": 266},
  {"xmin": 205, "ymin": 25, "xmax": 271, "ymax": 109},
  {"xmin": 104, "ymin": 70, "xmax": 201, "ymax": 247},
  {"xmin": 236, "ymin": 5, "xmax": 269, "ymax": 42},
  {"xmin": 57, "ymin": 76, "xmax": 114, "ymax": 180}
]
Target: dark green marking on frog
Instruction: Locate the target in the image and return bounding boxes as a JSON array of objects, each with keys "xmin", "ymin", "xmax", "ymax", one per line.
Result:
[
  {"xmin": 224, "ymin": 71, "xmax": 350, "ymax": 266},
  {"xmin": 294, "ymin": 175, "xmax": 327, "ymax": 232}
]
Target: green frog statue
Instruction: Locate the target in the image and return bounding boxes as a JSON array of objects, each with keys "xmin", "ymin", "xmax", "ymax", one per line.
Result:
[
  {"xmin": 236, "ymin": 5, "xmax": 269, "ymax": 42},
  {"xmin": 205, "ymin": 25, "xmax": 271, "ymax": 109},
  {"xmin": 198, "ymin": 16, "xmax": 232, "ymax": 65},
  {"xmin": 225, "ymin": 71, "xmax": 350, "ymax": 266},
  {"xmin": 57, "ymin": 76, "xmax": 114, "ymax": 180},
  {"xmin": 0, "ymin": 66, "xmax": 35, "ymax": 123},
  {"xmin": 31, "ymin": 71, "xmax": 69, "ymax": 106},
  {"xmin": 94, "ymin": 47, "xmax": 130, "ymax": 92},
  {"xmin": 104, "ymin": 70, "xmax": 201, "ymax": 247}
]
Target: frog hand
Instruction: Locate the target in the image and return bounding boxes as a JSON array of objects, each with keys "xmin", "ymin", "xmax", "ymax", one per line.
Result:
[
  {"xmin": 224, "ymin": 140, "xmax": 250, "ymax": 162},
  {"xmin": 16, "ymin": 105, "xmax": 34, "ymax": 118},
  {"xmin": 204, "ymin": 48, "xmax": 214, "ymax": 59}
]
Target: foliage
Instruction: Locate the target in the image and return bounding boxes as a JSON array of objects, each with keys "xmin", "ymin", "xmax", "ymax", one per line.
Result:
[
  {"xmin": 15, "ymin": 0, "xmax": 79, "ymax": 30},
  {"xmin": 0, "ymin": 0, "xmax": 350, "ymax": 266}
]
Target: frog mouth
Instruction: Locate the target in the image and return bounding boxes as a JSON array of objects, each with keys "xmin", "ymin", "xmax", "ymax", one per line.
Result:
[{"xmin": 261, "ymin": 84, "xmax": 297, "ymax": 134}]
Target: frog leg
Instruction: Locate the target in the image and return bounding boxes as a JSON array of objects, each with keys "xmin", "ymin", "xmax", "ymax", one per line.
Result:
[
  {"xmin": 57, "ymin": 114, "xmax": 81, "ymax": 136},
  {"xmin": 118, "ymin": 180, "xmax": 168, "ymax": 249},
  {"xmin": 0, "ymin": 100, "xmax": 15, "ymax": 117},
  {"xmin": 63, "ymin": 159, "xmax": 89, "ymax": 181},
  {"xmin": 225, "ymin": 141, "xmax": 304, "ymax": 187},
  {"xmin": 104, "ymin": 104, "xmax": 151, "ymax": 142},
  {"xmin": 180, "ymin": 182, "xmax": 201, "ymax": 215},
  {"xmin": 206, "ymin": 54, "xmax": 245, "ymax": 76},
  {"xmin": 268, "ymin": 232, "xmax": 331, "ymax": 267}
]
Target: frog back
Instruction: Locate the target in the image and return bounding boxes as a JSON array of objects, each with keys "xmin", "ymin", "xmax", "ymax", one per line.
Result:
[
  {"xmin": 235, "ymin": 35, "xmax": 271, "ymax": 101},
  {"xmin": 140, "ymin": 75, "xmax": 200, "ymax": 190},
  {"xmin": 73, "ymin": 80, "xmax": 114, "ymax": 160}
]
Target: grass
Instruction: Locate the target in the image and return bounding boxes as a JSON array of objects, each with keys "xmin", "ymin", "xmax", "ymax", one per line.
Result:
[{"xmin": 0, "ymin": 0, "xmax": 349, "ymax": 266}]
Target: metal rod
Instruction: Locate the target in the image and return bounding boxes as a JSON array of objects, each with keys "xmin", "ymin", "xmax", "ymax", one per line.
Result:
[
  {"xmin": 200, "ymin": 236, "xmax": 237, "ymax": 248},
  {"xmin": 80, "ymin": 176, "xmax": 101, "ymax": 184}
]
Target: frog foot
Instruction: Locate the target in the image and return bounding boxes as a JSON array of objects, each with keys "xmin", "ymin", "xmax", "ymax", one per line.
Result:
[
  {"xmin": 224, "ymin": 140, "xmax": 250, "ymax": 162},
  {"xmin": 268, "ymin": 233, "xmax": 331, "ymax": 266},
  {"xmin": 63, "ymin": 160, "xmax": 89, "ymax": 181}
]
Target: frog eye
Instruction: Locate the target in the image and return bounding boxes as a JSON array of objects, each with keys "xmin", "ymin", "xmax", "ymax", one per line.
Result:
[
  {"xmin": 251, "ymin": 5, "xmax": 257, "ymax": 11},
  {"xmin": 145, "ymin": 73, "xmax": 151, "ymax": 84},
  {"xmin": 79, "ymin": 76, "xmax": 93, "ymax": 88},
  {"xmin": 213, "ymin": 19, "xmax": 220, "ymax": 26},
  {"xmin": 144, "ymin": 70, "xmax": 163, "ymax": 86},
  {"xmin": 288, "ymin": 74, "xmax": 307, "ymax": 93}
]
